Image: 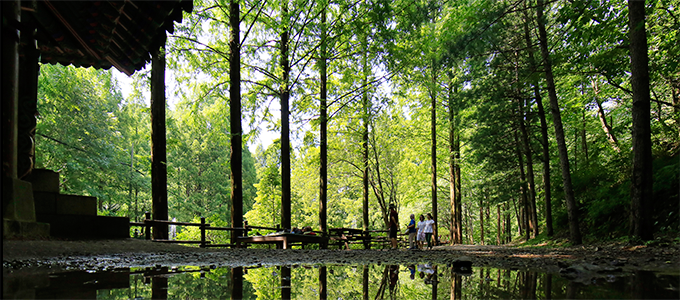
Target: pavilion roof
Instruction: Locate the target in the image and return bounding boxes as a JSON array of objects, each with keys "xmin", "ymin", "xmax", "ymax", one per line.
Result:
[{"xmin": 26, "ymin": 0, "xmax": 193, "ymax": 76}]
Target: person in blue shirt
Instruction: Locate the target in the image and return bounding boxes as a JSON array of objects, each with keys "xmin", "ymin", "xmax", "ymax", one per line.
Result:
[{"xmin": 407, "ymin": 214, "xmax": 417, "ymax": 249}]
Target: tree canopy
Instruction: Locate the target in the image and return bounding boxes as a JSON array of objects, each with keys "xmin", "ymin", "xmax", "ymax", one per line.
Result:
[{"xmin": 36, "ymin": 0, "xmax": 679, "ymax": 244}]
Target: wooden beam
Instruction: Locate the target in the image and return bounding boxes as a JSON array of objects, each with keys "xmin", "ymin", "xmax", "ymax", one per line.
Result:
[{"xmin": 150, "ymin": 41, "xmax": 168, "ymax": 240}]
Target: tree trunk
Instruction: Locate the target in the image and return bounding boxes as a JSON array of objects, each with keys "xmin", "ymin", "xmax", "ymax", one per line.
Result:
[
  {"xmin": 319, "ymin": 0, "xmax": 328, "ymax": 243},
  {"xmin": 523, "ymin": 11, "xmax": 554, "ymax": 236},
  {"xmin": 479, "ymin": 197, "xmax": 485, "ymax": 245},
  {"xmin": 593, "ymin": 80, "xmax": 621, "ymax": 152},
  {"xmin": 449, "ymin": 83, "xmax": 462, "ymax": 244},
  {"xmin": 280, "ymin": 0, "xmax": 291, "ymax": 231},
  {"xmin": 362, "ymin": 32, "xmax": 370, "ymax": 247},
  {"xmin": 518, "ymin": 96, "xmax": 539, "ymax": 238},
  {"xmin": 505, "ymin": 202, "xmax": 512, "ymax": 243},
  {"xmin": 229, "ymin": 0, "xmax": 243, "ymax": 244},
  {"xmin": 430, "ymin": 60, "xmax": 438, "ymax": 244},
  {"xmin": 496, "ymin": 205, "xmax": 501, "ymax": 245},
  {"xmin": 628, "ymin": 0, "xmax": 653, "ymax": 241},
  {"xmin": 536, "ymin": 0, "xmax": 582, "ymax": 244},
  {"xmin": 151, "ymin": 41, "xmax": 168, "ymax": 240},
  {"xmin": 514, "ymin": 130, "xmax": 530, "ymax": 240}
]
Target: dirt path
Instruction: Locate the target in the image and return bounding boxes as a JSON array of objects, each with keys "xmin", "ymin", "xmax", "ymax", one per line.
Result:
[{"xmin": 3, "ymin": 239, "xmax": 679, "ymax": 278}]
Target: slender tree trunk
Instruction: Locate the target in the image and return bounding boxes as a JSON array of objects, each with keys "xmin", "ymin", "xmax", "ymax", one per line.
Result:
[
  {"xmin": 523, "ymin": 10, "xmax": 553, "ymax": 235},
  {"xmin": 518, "ymin": 96, "xmax": 539, "ymax": 238},
  {"xmin": 319, "ymin": 1, "xmax": 328, "ymax": 244},
  {"xmin": 505, "ymin": 202, "xmax": 512, "ymax": 243},
  {"xmin": 514, "ymin": 130, "xmax": 530, "ymax": 240},
  {"xmin": 362, "ymin": 32, "xmax": 370, "ymax": 247},
  {"xmin": 593, "ymin": 80, "xmax": 621, "ymax": 152},
  {"xmin": 628, "ymin": 0, "xmax": 653, "ymax": 241},
  {"xmin": 449, "ymin": 84, "xmax": 462, "ymax": 244},
  {"xmin": 280, "ymin": 0, "xmax": 291, "ymax": 231},
  {"xmin": 581, "ymin": 110, "xmax": 588, "ymax": 161},
  {"xmin": 229, "ymin": 0, "xmax": 243, "ymax": 244},
  {"xmin": 431, "ymin": 60, "xmax": 439, "ymax": 244},
  {"xmin": 536, "ymin": 0, "xmax": 582, "ymax": 244},
  {"xmin": 479, "ymin": 196, "xmax": 485, "ymax": 245},
  {"xmin": 497, "ymin": 205, "xmax": 501, "ymax": 245},
  {"xmin": 151, "ymin": 42, "xmax": 168, "ymax": 240}
]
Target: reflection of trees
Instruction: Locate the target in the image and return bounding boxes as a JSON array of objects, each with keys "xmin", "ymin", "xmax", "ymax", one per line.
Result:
[
  {"xmin": 373, "ymin": 265, "xmax": 400, "ymax": 300},
  {"xmin": 450, "ymin": 267, "xmax": 462, "ymax": 300}
]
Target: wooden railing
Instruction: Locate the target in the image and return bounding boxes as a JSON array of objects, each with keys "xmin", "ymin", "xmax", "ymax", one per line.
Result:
[
  {"xmin": 131, "ymin": 216, "xmax": 410, "ymax": 249},
  {"xmin": 129, "ymin": 212, "xmax": 244, "ymax": 248}
]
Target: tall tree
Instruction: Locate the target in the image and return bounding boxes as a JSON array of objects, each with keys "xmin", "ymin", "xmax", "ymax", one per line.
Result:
[
  {"xmin": 280, "ymin": 0, "xmax": 292, "ymax": 231},
  {"xmin": 318, "ymin": 0, "xmax": 328, "ymax": 241},
  {"xmin": 522, "ymin": 5, "xmax": 552, "ymax": 236},
  {"xmin": 628, "ymin": 0, "xmax": 653, "ymax": 241},
  {"xmin": 229, "ymin": 0, "xmax": 243, "ymax": 243},
  {"xmin": 536, "ymin": 0, "xmax": 582, "ymax": 244}
]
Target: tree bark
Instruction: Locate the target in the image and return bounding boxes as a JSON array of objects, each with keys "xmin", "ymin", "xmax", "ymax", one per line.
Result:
[
  {"xmin": 362, "ymin": 32, "xmax": 370, "ymax": 247},
  {"xmin": 514, "ymin": 130, "xmax": 530, "ymax": 240},
  {"xmin": 628, "ymin": 0, "xmax": 653, "ymax": 241},
  {"xmin": 319, "ymin": 1, "xmax": 328, "ymax": 244},
  {"xmin": 430, "ymin": 59, "xmax": 439, "ymax": 245},
  {"xmin": 518, "ymin": 96, "xmax": 539, "ymax": 238},
  {"xmin": 280, "ymin": 0, "xmax": 291, "ymax": 231},
  {"xmin": 229, "ymin": 0, "xmax": 243, "ymax": 244},
  {"xmin": 449, "ymin": 83, "xmax": 462, "ymax": 244},
  {"xmin": 536, "ymin": 0, "xmax": 582, "ymax": 244},
  {"xmin": 479, "ymin": 196, "xmax": 485, "ymax": 245},
  {"xmin": 523, "ymin": 11, "xmax": 554, "ymax": 236},
  {"xmin": 496, "ymin": 205, "xmax": 501, "ymax": 245},
  {"xmin": 593, "ymin": 80, "xmax": 621, "ymax": 152},
  {"xmin": 151, "ymin": 41, "xmax": 168, "ymax": 240}
]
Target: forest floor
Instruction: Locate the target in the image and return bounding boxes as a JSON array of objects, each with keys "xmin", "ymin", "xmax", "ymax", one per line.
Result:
[{"xmin": 3, "ymin": 238, "xmax": 679, "ymax": 281}]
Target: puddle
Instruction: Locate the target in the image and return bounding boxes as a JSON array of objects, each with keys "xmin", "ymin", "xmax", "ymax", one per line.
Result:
[{"xmin": 3, "ymin": 264, "xmax": 679, "ymax": 299}]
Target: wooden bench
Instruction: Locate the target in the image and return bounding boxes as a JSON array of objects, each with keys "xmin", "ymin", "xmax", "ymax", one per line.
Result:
[{"xmin": 236, "ymin": 233, "xmax": 327, "ymax": 249}]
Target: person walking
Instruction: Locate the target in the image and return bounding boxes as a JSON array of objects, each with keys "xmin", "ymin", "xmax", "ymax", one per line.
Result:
[
  {"xmin": 416, "ymin": 214, "xmax": 426, "ymax": 249},
  {"xmin": 407, "ymin": 214, "xmax": 417, "ymax": 249},
  {"xmin": 389, "ymin": 204, "xmax": 399, "ymax": 249},
  {"xmin": 424, "ymin": 213, "xmax": 436, "ymax": 249}
]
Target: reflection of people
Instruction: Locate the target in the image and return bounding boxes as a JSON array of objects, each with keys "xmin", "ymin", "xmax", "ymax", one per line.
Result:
[
  {"xmin": 389, "ymin": 265, "xmax": 399, "ymax": 291},
  {"xmin": 416, "ymin": 215, "xmax": 426, "ymax": 249},
  {"xmin": 407, "ymin": 214, "xmax": 417, "ymax": 250},
  {"xmin": 418, "ymin": 264, "xmax": 435, "ymax": 284},
  {"xmin": 408, "ymin": 265, "xmax": 416, "ymax": 280},
  {"xmin": 424, "ymin": 213, "xmax": 436, "ymax": 249},
  {"xmin": 389, "ymin": 204, "xmax": 399, "ymax": 249}
]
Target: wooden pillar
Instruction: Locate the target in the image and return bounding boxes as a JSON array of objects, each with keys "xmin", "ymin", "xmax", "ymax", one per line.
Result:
[
  {"xmin": 2, "ymin": 0, "xmax": 20, "ymax": 180},
  {"xmin": 18, "ymin": 6, "xmax": 40, "ymax": 179},
  {"xmin": 319, "ymin": 266, "xmax": 327, "ymax": 300},
  {"xmin": 281, "ymin": 266, "xmax": 291, "ymax": 300},
  {"xmin": 151, "ymin": 40, "xmax": 168, "ymax": 240},
  {"xmin": 230, "ymin": 267, "xmax": 243, "ymax": 299}
]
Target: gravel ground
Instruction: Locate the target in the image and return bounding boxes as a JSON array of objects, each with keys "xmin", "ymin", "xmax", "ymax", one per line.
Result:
[{"xmin": 3, "ymin": 239, "xmax": 679, "ymax": 278}]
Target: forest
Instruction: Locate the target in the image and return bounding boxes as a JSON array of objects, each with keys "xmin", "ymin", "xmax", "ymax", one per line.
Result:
[{"xmin": 35, "ymin": 0, "xmax": 678, "ymax": 246}]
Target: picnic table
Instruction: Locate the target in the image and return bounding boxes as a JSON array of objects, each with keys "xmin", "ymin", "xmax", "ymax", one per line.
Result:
[{"xmin": 236, "ymin": 233, "xmax": 327, "ymax": 249}]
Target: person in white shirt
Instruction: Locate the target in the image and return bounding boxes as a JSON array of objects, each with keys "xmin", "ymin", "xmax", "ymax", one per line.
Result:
[
  {"xmin": 416, "ymin": 215, "xmax": 426, "ymax": 249},
  {"xmin": 423, "ymin": 213, "xmax": 436, "ymax": 249}
]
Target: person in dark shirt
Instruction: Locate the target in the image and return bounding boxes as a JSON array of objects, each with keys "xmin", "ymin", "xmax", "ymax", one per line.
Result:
[
  {"xmin": 389, "ymin": 204, "xmax": 399, "ymax": 249},
  {"xmin": 407, "ymin": 214, "xmax": 417, "ymax": 249}
]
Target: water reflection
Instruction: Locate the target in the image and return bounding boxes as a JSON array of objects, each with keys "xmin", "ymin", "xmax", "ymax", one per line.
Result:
[{"xmin": 3, "ymin": 264, "xmax": 679, "ymax": 299}]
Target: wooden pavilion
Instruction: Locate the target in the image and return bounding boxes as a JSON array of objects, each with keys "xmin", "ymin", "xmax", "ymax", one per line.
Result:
[{"xmin": 2, "ymin": 0, "xmax": 193, "ymax": 239}]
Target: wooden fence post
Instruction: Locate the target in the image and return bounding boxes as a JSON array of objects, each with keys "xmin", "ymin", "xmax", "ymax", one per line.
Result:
[
  {"xmin": 145, "ymin": 211, "xmax": 151, "ymax": 240},
  {"xmin": 200, "ymin": 217, "xmax": 206, "ymax": 248}
]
